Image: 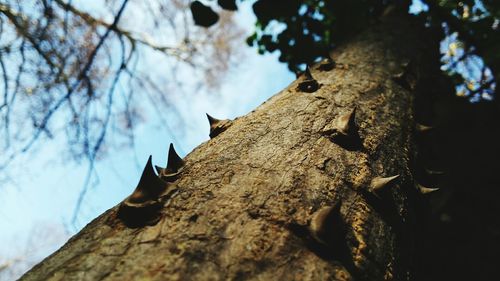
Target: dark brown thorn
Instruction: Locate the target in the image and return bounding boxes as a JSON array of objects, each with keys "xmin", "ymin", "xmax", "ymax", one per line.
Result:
[
  {"xmin": 126, "ymin": 156, "xmax": 168, "ymax": 206},
  {"xmin": 155, "ymin": 165, "xmax": 165, "ymax": 175},
  {"xmin": 304, "ymin": 66, "xmax": 314, "ymax": 80},
  {"xmin": 206, "ymin": 113, "xmax": 220, "ymax": 127},
  {"xmin": 392, "ymin": 71, "xmax": 410, "ymax": 90},
  {"xmin": 318, "ymin": 55, "xmax": 336, "ymax": 71},
  {"xmin": 297, "ymin": 66, "xmax": 319, "ymax": 93},
  {"xmin": 166, "ymin": 143, "xmax": 184, "ymax": 174},
  {"xmin": 206, "ymin": 113, "xmax": 231, "ymax": 138},
  {"xmin": 297, "ymin": 80, "xmax": 320, "ymax": 93}
]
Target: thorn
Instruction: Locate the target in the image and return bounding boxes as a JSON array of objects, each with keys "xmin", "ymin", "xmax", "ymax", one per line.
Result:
[
  {"xmin": 309, "ymin": 206, "xmax": 335, "ymax": 244},
  {"xmin": 166, "ymin": 143, "xmax": 184, "ymax": 174},
  {"xmin": 297, "ymin": 66, "xmax": 320, "ymax": 93},
  {"xmin": 392, "ymin": 71, "xmax": 411, "ymax": 90},
  {"xmin": 309, "ymin": 204, "xmax": 342, "ymax": 245},
  {"xmin": 416, "ymin": 123, "xmax": 433, "ymax": 132},
  {"xmin": 297, "ymin": 79, "xmax": 320, "ymax": 93},
  {"xmin": 118, "ymin": 156, "xmax": 180, "ymax": 228},
  {"xmin": 155, "ymin": 165, "xmax": 164, "ymax": 175},
  {"xmin": 415, "ymin": 183, "xmax": 439, "ymax": 194},
  {"xmin": 401, "ymin": 59, "xmax": 411, "ymax": 69},
  {"xmin": 392, "ymin": 71, "xmax": 405, "ymax": 79},
  {"xmin": 206, "ymin": 113, "xmax": 220, "ymax": 127},
  {"xmin": 336, "ymin": 108, "xmax": 356, "ymax": 136},
  {"xmin": 318, "ymin": 56, "xmax": 336, "ymax": 71},
  {"xmin": 425, "ymin": 168, "xmax": 445, "ymax": 175},
  {"xmin": 126, "ymin": 156, "xmax": 168, "ymax": 207},
  {"xmin": 320, "ymin": 107, "xmax": 362, "ymax": 150},
  {"xmin": 206, "ymin": 113, "xmax": 231, "ymax": 138},
  {"xmin": 370, "ymin": 175, "xmax": 399, "ymax": 192},
  {"xmin": 304, "ymin": 66, "xmax": 313, "ymax": 80}
]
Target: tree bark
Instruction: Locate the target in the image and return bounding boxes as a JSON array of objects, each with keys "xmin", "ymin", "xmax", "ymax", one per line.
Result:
[{"xmin": 21, "ymin": 9, "xmax": 446, "ymax": 281}]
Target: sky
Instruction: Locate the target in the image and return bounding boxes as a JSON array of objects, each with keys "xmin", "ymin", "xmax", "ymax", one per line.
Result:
[{"xmin": 0, "ymin": 1, "xmax": 294, "ymax": 279}]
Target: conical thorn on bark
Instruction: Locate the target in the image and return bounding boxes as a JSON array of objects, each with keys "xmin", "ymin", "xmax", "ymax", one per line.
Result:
[
  {"xmin": 309, "ymin": 204, "xmax": 343, "ymax": 245},
  {"xmin": 321, "ymin": 108, "xmax": 363, "ymax": 150},
  {"xmin": 155, "ymin": 165, "xmax": 165, "ymax": 175},
  {"xmin": 206, "ymin": 113, "xmax": 232, "ymax": 138},
  {"xmin": 318, "ymin": 55, "xmax": 336, "ymax": 71},
  {"xmin": 336, "ymin": 108, "xmax": 356, "ymax": 136},
  {"xmin": 415, "ymin": 183, "xmax": 439, "ymax": 194},
  {"xmin": 415, "ymin": 123, "xmax": 433, "ymax": 133},
  {"xmin": 370, "ymin": 175, "xmax": 399, "ymax": 192},
  {"xmin": 166, "ymin": 143, "xmax": 184, "ymax": 174},
  {"xmin": 424, "ymin": 168, "xmax": 445, "ymax": 175},
  {"xmin": 206, "ymin": 113, "xmax": 220, "ymax": 127},
  {"xmin": 392, "ymin": 71, "xmax": 411, "ymax": 90},
  {"xmin": 304, "ymin": 66, "xmax": 314, "ymax": 80},
  {"xmin": 124, "ymin": 155, "xmax": 169, "ymax": 207},
  {"xmin": 118, "ymin": 156, "xmax": 178, "ymax": 228},
  {"xmin": 297, "ymin": 66, "xmax": 320, "ymax": 93}
]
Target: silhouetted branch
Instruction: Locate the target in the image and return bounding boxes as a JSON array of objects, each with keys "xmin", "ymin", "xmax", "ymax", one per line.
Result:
[{"xmin": 0, "ymin": 0, "xmax": 245, "ymax": 187}]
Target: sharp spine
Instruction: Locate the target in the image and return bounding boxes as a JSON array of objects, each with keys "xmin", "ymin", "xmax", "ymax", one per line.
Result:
[
  {"xmin": 309, "ymin": 205, "xmax": 337, "ymax": 245},
  {"xmin": 206, "ymin": 113, "xmax": 231, "ymax": 138},
  {"xmin": 320, "ymin": 107, "xmax": 362, "ymax": 150},
  {"xmin": 296, "ymin": 66, "xmax": 320, "ymax": 93},
  {"xmin": 416, "ymin": 123, "xmax": 433, "ymax": 132},
  {"xmin": 415, "ymin": 183, "xmax": 439, "ymax": 194},
  {"xmin": 206, "ymin": 113, "xmax": 221, "ymax": 127},
  {"xmin": 304, "ymin": 66, "xmax": 314, "ymax": 80},
  {"xmin": 166, "ymin": 143, "xmax": 184, "ymax": 174},
  {"xmin": 297, "ymin": 79, "xmax": 319, "ymax": 93},
  {"xmin": 319, "ymin": 55, "xmax": 336, "ymax": 71},
  {"xmin": 370, "ymin": 175, "xmax": 399, "ymax": 192},
  {"xmin": 155, "ymin": 165, "xmax": 165, "ymax": 175},
  {"xmin": 125, "ymin": 156, "xmax": 168, "ymax": 207},
  {"xmin": 336, "ymin": 108, "xmax": 356, "ymax": 135},
  {"xmin": 425, "ymin": 168, "xmax": 445, "ymax": 175},
  {"xmin": 392, "ymin": 71, "xmax": 410, "ymax": 90}
]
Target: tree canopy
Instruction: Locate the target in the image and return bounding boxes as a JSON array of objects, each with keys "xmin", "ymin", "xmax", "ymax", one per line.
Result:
[
  {"xmin": 193, "ymin": 0, "xmax": 498, "ymax": 102},
  {"xmin": 0, "ymin": 0, "xmax": 244, "ymax": 174}
]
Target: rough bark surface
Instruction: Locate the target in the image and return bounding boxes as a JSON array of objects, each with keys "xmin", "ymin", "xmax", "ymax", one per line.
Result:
[{"xmin": 21, "ymin": 10, "xmax": 441, "ymax": 281}]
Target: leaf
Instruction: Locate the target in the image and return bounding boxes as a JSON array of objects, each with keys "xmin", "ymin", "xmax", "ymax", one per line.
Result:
[
  {"xmin": 218, "ymin": 0, "xmax": 237, "ymax": 11},
  {"xmin": 190, "ymin": 1, "xmax": 219, "ymax": 27}
]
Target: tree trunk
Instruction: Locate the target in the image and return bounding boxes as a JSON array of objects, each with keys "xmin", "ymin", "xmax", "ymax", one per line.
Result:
[{"xmin": 21, "ymin": 9, "xmax": 446, "ymax": 281}]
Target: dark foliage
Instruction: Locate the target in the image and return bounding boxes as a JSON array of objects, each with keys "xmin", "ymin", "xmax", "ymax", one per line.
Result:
[
  {"xmin": 218, "ymin": 0, "xmax": 238, "ymax": 11},
  {"xmin": 191, "ymin": 0, "xmax": 498, "ymax": 101},
  {"xmin": 190, "ymin": 1, "xmax": 220, "ymax": 27}
]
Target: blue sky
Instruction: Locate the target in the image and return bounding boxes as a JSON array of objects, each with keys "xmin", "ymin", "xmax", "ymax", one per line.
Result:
[{"xmin": 0, "ymin": 1, "xmax": 294, "ymax": 279}]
